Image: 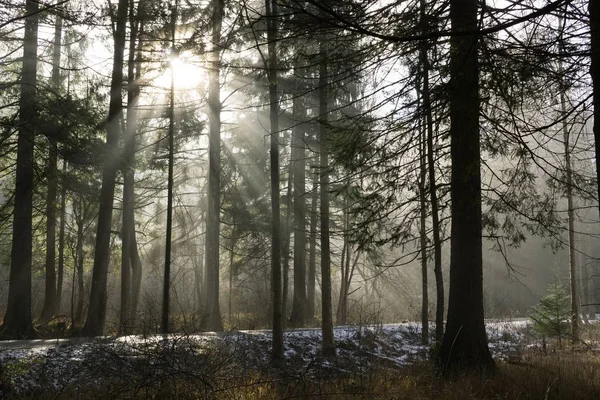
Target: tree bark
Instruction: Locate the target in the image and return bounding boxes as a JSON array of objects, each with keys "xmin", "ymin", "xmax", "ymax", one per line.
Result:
[
  {"xmin": 282, "ymin": 164, "xmax": 292, "ymax": 326},
  {"xmin": 201, "ymin": 0, "xmax": 224, "ymax": 332},
  {"xmin": 40, "ymin": 12, "xmax": 63, "ymax": 323},
  {"xmin": 418, "ymin": 98, "xmax": 429, "ymax": 344},
  {"xmin": 419, "ymin": 0, "xmax": 444, "ymax": 345},
  {"xmin": 120, "ymin": 0, "xmax": 140, "ymax": 334},
  {"xmin": 56, "ymin": 161, "xmax": 67, "ymax": 315},
  {"xmin": 319, "ymin": 41, "xmax": 335, "ymax": 357},
  {"xmin": 591, "ymin": 0, "xmax": 600, "ymax": 214},
  {"xmin": 266, "ymin": 0, "xmax": 284, "ymax": 361},
  {"xmin": 307, "ymin": 168, "xmax": 318, "ymax": 323},
  {"xmin": 74, "ymin": 199, "xmax": 85, "ymax": 326},
  {"xmin": 162, "ymin": 2, "xmax": 177, "ymax": 336},
  {"xmin": 289, "ymin": 71, "xmax": 307, "ymax": 327},
  {"xmin": 81, "ymin": 0, "xmax": 128, "ymax": 337},
  {"xmin": 439, "ymin": 0, "xmax": 494, "ymax": 372},
  {"xmin": 2, "ymin": 0, "xmax": 39, "ymax": 339}
]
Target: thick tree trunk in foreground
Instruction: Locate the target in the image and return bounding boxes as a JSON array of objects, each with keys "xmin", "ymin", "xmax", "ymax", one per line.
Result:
[
  {"xmin": 2, "ymin": 0, "xmax": 39, "ymax": 339},
  {"xmin": 201, "ymin": 0, "xmax": 225, "ymax": 332},
  {"xmin": 266, "ymin": 0, "xmax": 284, "ymax": 361},
  {"xmin": 439, "ymin": 0, "xmax": 494, "ymax": 372},
  {"xmin": 319, "ymin": 42, "xmax": 335, "ymax": 357},
  {"xmin": 82, "ymin": 0, "xmax": 128, "ymax": 337}
]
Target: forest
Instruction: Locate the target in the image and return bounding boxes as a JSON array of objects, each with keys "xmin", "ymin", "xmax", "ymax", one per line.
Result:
[{"xmin": 0, "ymin": 0, "xmax": 600, "ymax": 398}]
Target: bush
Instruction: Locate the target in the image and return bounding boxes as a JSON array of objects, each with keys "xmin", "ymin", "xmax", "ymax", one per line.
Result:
[{"xmin": 529, "ymin": 283, "xmax": 570, "ymax": 344}]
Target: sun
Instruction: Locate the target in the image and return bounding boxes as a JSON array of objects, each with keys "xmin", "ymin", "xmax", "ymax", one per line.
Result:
[{"xmin": 154, "ymin": 52, "xmax": 206, "ymax": 91}]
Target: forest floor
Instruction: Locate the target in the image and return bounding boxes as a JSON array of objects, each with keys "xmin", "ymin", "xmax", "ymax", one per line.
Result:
[{"xmin": 0, "ymin": 319, "xmax": 597, "ymax": 399}]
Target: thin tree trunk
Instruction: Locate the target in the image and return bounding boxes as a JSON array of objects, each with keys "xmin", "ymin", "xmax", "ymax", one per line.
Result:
[
  {"xmin": 418, "ymin": 108, "xmax": 429, "ymax": 344},
  {"xmin": 307, "ymin": 168, "xmax": 318, "ymax": 323},
  {"xmin": 590, "ymin": 0, "xmax": 600, "ymax": 214},
  {"xmin": 75, "ymin": 212, "xmax": 85, "ymax": 326},
  {"xmin": 56, "ymin": 161, "xmax": 67, "ymax": 315},
  {"xmin": 282, "ymin": 163, "xmax": 292, "ymax": 326},
  {"xmin": 162, "ymin": 2, "xmax": 177, "ymax": 336},
  {"xmin": 266, "ymin": 0, "xmax": 284, "ymax": 361},
  {"xmin": 121, "ymin": 0, "xmax": 140, "ymax": 334},
  {"xmin": 40, "ymin": 12, "xmax": 63, "ymax": 323},
  {"xmin": 319, "ymin": 40, "xmax": 335, "ymax": 357},
  {"xmin": 558, "ymin": 13, "xmax": 579, "ymax": 342},
  {"xmin": 419, "ymin": 0, "xmax": 444, "ymax": 345},
  {"xmin": 2, "ymin": 0, "xmax": 39, "ymax": 339},
  {"xmin": 439, "ymin": 0, "xmax": 494, "ymax": 371},
  {"xmin": 82, "ymin": 0, "xmax": 128, "ymax": 337},
  {"xmin": 202, "ymin": 0, "xmax": 224, "ymax": 332},
  {"xmin": 228, "ymin": 222, "xmax": 236, "ymax": 326},
  {"xmin": 289, "ymin": 70, "xmax": 307, "ymax": 327}
]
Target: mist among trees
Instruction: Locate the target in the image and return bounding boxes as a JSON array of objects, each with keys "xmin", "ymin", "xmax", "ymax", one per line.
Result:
[{"xmin": 1, "ymin": 0, "xmax": 600, "ymax": 395}]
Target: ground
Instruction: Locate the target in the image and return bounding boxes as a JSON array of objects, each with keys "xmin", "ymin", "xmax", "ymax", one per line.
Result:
[{"xmin": 0, "ymin": 319, "xmax": 596, "ymax": 398}]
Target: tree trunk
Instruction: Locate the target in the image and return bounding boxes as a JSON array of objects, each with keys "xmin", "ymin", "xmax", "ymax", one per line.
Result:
[
  {"xmin": 319, "ymin": 41, "xmax": 335, "ymax": 357},
  {"xmin": 557, "ymin": 13, "xmax": 579, "ymax": 341},
  {"xmin": 228, "ymin": 222, "xmax": 237, "ymax": 326},
  {"xmin": 266, "ymin": 0, "xmax": 284, "ymax": 361},
  {"xmin": 56, "ymin": 161, "xmax": 67, "ymax": 315},
  {"xmin": 307, "ymin": 168, "xmax": 318, "ymax": 323},
  {"xmin": 40, "ymin": 13, "xmax": 63, "ymax": 323},
  {"xmin": 418, "ymin": 96, "xmax": 429, "ymax": 344},
  {"xmin": 439, "ymin": 0, "xmax": 494, "ymax": 372},
  {"xmin": 289, "ymin": 71, "xmax": 307, "ymax": 328},
  {"xmin": 75, "ymin": 204, "xmax": 85, "ymax": 326},
  {"xmin": 162, "ymin": 2, "xmax": 177, "ymax": 336},
  {"xmin": 82, "ymin": 0, "xmax": 128, "ymax": 337},
  {"xmin": 201, "ymin": 0, "xmax": 224, "ymax": 332},
  {"xmin": 2, "ymin": 0, "xmax": 39, "ymax": 339},
  {"xmin": 121, "ymin": 0, "xmax": 140, "ymax": 334},
  {"xmin": 419, "ymin": 0, "xmax": 444, "ymax": 345},
  {"xmin": 282, "ymin": 163, "xmax": 292, "ymax": 326},
  {"xmin": 590, "ymin": 0, "xmax": 600, "ymax": 214}
]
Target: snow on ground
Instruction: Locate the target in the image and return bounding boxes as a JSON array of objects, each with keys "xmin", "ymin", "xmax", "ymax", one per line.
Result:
[{"xmin": 0, "ymin": 320, "xmax": 531, "ymax": 396}]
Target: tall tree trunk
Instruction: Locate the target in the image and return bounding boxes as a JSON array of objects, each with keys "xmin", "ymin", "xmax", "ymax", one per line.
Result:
[
  {"xmin": 420, "ymin": 0, "xmax": 444, "ymax": 345},
  {"xmin": 439, "ymin": 0, "xmax": 494, "ymax": 371},
  {"xmin": 194, "ymin": 208, "xmax": 205, "ymax": 315},
  {"xmin": 162, "ymin": 2, "xmax": 177, "ymax": 336},
  {"xmin": 282, "ymin": 163, "xmax": 292, "ymax": 326},
  {"xmin": 557, "ymin": 13, "xmax": 579, "ymax": 341},
  {"xmin": 307, "ymin": 168, "xmax": 318, "ymax": 323},
  {"xmin": 202, "ymin": 0, "xmax": 224, "ymax": 332},
  {"xmin": 2, "ymin": 0, "xmax": 39, "ymax": 339},
  {"xmin": 82, "ymin": 0, "xmax": 128, "ymax": 337},
  {"xmin": 40, "ymin": 13, "xmax": 63, "ymax": 323},
  {"xmin": 129, "ymin": 16, "xmax": 144, "ymax": 327},
  {"xmin": 228, "ymin": 222, "xmax": 236, "ymax": 326},
  {"xmin": 121, "ymin": 0, "xmax": 140, "ymax": 334},
  {"xmin": 266, "ymin": 0, "xmax": 284, "ymax": 361},
  {"xmin": 591, "ymin": 0, "xmax": 600, "ymax": 214},
  {"xmin": 56, "ymin": 161, "xmax": 67, "ymax": 315},
  {"xmin": 418, "ymin": 104, "xmax": 429, "ymax": 344},
  {"xmin": 74, "ymin": 203, "xmax": 85, "ymax": 326},
  {"xmin": 319, "ymin": 41, "xmax": 335, "ymax": 357},
  {"xmin": 289, "ymin": 71, "xmax": 307, "ymax": 327}
]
